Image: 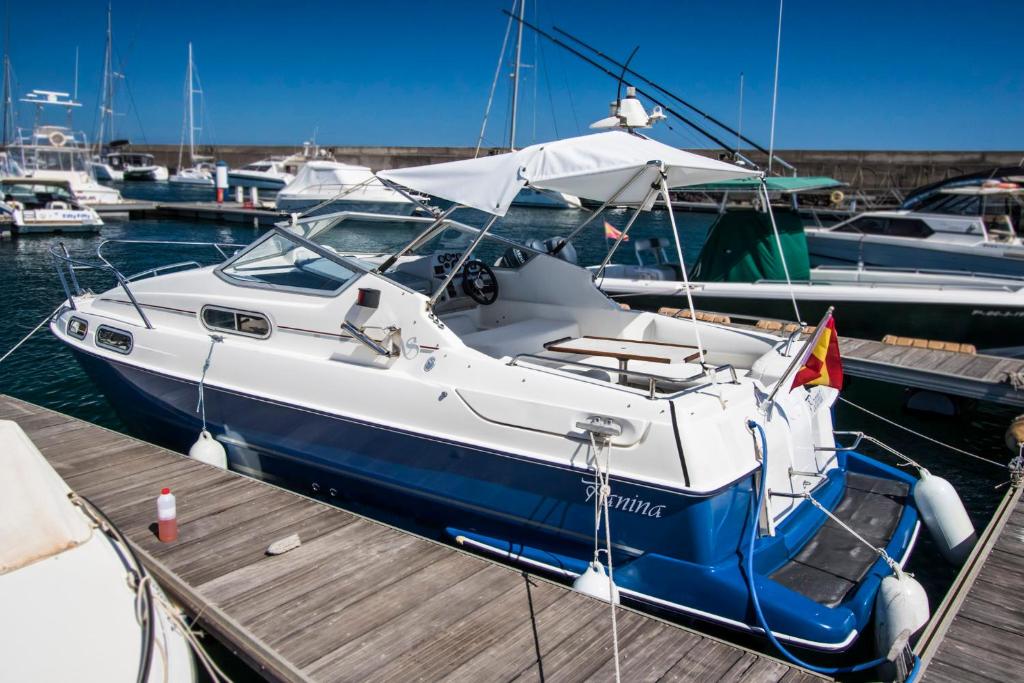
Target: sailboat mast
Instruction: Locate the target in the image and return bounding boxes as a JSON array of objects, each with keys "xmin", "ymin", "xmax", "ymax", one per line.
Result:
[
  {"xmin": 96, "ymin": 1, "xmax": 114, "ymax": 151},
  {"xmin": 187, "ymin": 42, "xmax": 194, "ymax": 162},
  {"xmin": 508, "ymin": 0, "xmax": 525, "ymax": 150}
]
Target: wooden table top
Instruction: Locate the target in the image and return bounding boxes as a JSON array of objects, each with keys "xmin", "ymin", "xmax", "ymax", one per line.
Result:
[{"xmin": 545, "ymin": 336, "xmax": 701, "ymax": 365}]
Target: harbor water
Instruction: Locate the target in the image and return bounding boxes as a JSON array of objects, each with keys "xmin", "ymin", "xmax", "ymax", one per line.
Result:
[{"xmin": 0, "ymin": 185, "xmax": 1015, "ymax": 656}]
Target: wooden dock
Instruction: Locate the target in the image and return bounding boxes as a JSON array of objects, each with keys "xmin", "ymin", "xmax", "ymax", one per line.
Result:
[
  {"xmin": 0, "ymin": 394, "xmax": 825, "ymax": 683},
  {"xmin": 155, "ymin": 201, "xmax": 284, "ymax": 227},
  {"xmin": 915, "ymin": 481, "xmax": 1024, "ymax": 681}
]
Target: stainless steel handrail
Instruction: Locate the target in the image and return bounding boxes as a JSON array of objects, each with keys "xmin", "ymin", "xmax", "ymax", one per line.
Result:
[
  {"xmin": 49, "ymin": 239, "xmax": 247, "ymax": 331},
  {"xmin": 340, "ymin": 321, "xmax": 397, "ymax": 358},
  {"xmin": 508, "ymin": 352, "xmax": 739, "ymax": 399}
]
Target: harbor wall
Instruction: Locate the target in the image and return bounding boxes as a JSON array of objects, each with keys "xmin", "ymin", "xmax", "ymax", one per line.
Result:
[{"xmin": 142, "ymin": 144, "xmax": 1023, "ymax": 194}]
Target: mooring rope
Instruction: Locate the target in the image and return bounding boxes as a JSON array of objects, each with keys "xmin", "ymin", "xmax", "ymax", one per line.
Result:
[
  {"xmin": 837, "ymin": 396, "xmax": 1008, "ymax": 470},
  {"xmin": 587, "ymin": 431, "xmax": 621, "ymax": 683},
  {"xmin": 195, "ymin": 335, "xmax": 223, "ymax": 431},
  {"xmin": 0, "ymin": 304, "xmax": 64, "ymax": 366}
]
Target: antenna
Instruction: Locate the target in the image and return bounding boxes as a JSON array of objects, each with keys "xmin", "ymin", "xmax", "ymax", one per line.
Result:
[
  {"xmin": 73, "ymin": 46, "xmax": 79, "ymax": 101},
  {"xmin": 767, "ymin": 0, "xmax": 783, "ymax": 174},
  {"xmin": 736, "ymin": 72, "xmax": 744, "ymax": 156}
]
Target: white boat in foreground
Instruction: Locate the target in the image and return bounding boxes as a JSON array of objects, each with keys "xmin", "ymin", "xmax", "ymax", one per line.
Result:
[
  {"xmin": 0, "ymin": 420, "xmax": 195, "ymax": 682},
  {"xmin": 51, "ymin": 131, "xmax": 969, "ymax": 667}
]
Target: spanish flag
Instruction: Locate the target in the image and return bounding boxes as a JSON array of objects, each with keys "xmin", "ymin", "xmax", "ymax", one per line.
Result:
[
  {"xmin": 604, "ymin": 221, "xmax": 629, "ymax": 241},
  {"xmin": 791, "ymin": 312, "xmax": 843, "ymax": 391}
]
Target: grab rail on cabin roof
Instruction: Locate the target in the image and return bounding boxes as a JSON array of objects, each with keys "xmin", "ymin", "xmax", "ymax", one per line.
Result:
[
  {"xmin": 49, "ymin": 240, "xmax": 248, "ymax": 331},
  {"xmin": 508, "ymin": 352, "xmax": 739, "ymax": 400}
]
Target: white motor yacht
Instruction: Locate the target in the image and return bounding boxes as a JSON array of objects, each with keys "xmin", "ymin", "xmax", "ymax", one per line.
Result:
[
  {"xmin": 275, "ymin": 160, "xmax": 420, "ymax": 215},
  {"xmin": 806, "ymin": 200, "xmax": 1024, "ymax": 277},
  {"xmin": 228, "ymin": 159, "xmax": 294, "ymax": 190},
  {"xmin": 6, "ymin": 90, "xmax": 124, "ymax": 206},
  {"xmin": 120, "ymin": 152, "xmax": 169, "ymax": 181},
  {"xmin": 0, "ymin": 178, "xmax": 103, "ymax": 234},
  {"xmin": 0, "ymin": 420, "xmax": 195, "ymax": 682},
  {"xmin": 51, "ymin": 132, "xmax": 967, "ymax": 666}
]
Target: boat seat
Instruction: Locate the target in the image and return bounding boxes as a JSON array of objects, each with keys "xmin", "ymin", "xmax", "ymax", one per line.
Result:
[{"xmin": 461, "ymin": 318, "xmax": 580, "ymax": 359}]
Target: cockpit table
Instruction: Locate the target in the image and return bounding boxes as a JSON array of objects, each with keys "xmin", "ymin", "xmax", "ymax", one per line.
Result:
[{"xmin": 544, "ymin": 335, "xmax": 702, "ymax": 385}]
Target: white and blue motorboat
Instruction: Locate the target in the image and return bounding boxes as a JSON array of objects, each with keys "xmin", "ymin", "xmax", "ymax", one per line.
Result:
[{"xmin": 49, "ymin": 132, "xmax": 974, "ymax": 669}]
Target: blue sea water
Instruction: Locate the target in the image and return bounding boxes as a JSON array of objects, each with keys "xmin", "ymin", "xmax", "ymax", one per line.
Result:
[{"xmin": 0, "ymin": 182, "xmax": 1016, "ymax": 664}]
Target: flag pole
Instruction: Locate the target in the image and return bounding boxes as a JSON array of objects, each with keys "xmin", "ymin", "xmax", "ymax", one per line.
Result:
[{"xmin": 763, "ymin": 305, "xmax": 834, "ymax": 412}]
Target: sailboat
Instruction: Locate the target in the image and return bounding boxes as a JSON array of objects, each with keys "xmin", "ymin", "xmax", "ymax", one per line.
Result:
[
  {"xmin": 89, "ymin": 4, "xmax": 167, "ymax": 183},
  {"xmin": 480, "ymin": 0, "xmax": 582, "ymax": 210},
  {"xmin": 169, "ymin": 43, "xmax": 213, "ymax": 186}
]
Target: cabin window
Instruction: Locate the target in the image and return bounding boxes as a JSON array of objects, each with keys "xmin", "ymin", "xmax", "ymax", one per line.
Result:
[
  {"xmin": 884, "ymin": 218, "xmax": 934, "ymax": 238},
  {"xmin": 95, "ymin": 326, "xmax": 133, "ymax": 354},
  {"xmin": 66, "ymin": 316, "xmax": 88, "ymax": 340},
  {"xmin": 834, "ymin": 216, "xmax": 887, "ymax": 235},
  {"xmin": 218, "ymin": 231, "xmax": 359, "ymax": 294},
  {"xmin": 201, "ymin": 306, "xmax": 271, "ymax": 338}
]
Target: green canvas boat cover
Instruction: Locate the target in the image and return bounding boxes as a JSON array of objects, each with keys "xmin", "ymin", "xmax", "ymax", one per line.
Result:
[
  {"xmin": 688, "ymin": 176, "xmax": 843, "ymax": 193},
  {"xmin": 690, "ymin": 209, "xmax": 810, "ymax": 282}
]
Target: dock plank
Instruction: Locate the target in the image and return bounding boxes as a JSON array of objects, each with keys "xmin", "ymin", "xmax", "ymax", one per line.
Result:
[
  {"xmin": 0, "ymin": 394, "xmax": 824, "ymax": 683},
  {"xmin": 918, "ymin": 481, "xmax": 1024, "ymax": 681}
]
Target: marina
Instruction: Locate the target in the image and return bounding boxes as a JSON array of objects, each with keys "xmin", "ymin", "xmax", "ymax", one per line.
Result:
[{"xmin": 0, "ymin": 1, "xmax": 1022, "ymax": 682}]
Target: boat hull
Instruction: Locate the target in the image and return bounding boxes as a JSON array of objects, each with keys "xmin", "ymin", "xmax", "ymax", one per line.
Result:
[
  {"xmin": 227, "ymin": 172, "xmax": 288, "ymax": 190},
  {"xmin": 64, "ymin": 343, "xmax": 920, "ymax": 651}
]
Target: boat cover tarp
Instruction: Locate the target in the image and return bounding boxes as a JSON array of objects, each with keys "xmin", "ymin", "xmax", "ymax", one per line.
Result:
[
  {"xmin": 0, "ymin": 421, "xmax": 91, "ymax": 575},
  {"xmin": 281, "ymin": 160, "xmax": 377, "ymax": 195},
  {"xmin": 378, "ymin": 131, "xmax": 761, "ymax": 216},
  {"xmin": 687, "ymin": 176, "xmax": 844, "ymax": 193},
  {"xmin": 690, "ymin": 209, "xmax": 810, "ymax": 282}
]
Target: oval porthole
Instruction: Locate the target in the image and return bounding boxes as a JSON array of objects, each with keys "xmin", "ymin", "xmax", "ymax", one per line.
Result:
[
  {"xmin": 95, "ymin": 325, "xmax": 133, "ymax": 354},
  {"xmin": 67, "ymin": 316, "xmax": 88, "ymax": 340},
  {"xmin": 200, "ymin": 305, "xmax": 271, "ymax": 339}
]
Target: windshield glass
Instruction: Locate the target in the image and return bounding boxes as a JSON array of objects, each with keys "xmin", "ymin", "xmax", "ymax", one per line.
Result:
[{"xmin": 219, "ymin": 229, "xmax": 361, "ymax": 294}]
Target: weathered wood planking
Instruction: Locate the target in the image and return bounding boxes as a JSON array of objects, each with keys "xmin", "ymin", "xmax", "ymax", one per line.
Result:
[
  {"xmin": 916, "ymin": 481, "xmax": 1024, "ymax": 682},
  {"xmin": 0, "ymin": 395, "xmax": 826, "ymax": 683}
]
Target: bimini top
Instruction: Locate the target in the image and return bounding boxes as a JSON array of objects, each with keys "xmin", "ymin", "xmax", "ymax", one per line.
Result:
[{"xmin": 378, "ymin": 131, "xmax": 762, "ymax": 216}]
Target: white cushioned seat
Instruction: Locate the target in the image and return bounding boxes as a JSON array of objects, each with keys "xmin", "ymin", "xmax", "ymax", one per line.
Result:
[{"xmin": 461, "ymin": 318, "xmax": 580, "ymax": 359}]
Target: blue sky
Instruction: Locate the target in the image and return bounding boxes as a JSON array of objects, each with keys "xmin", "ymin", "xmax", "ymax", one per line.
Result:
[{"xmin": 6, "ymin": 1, "xmax": 1023, "ymax": 150}]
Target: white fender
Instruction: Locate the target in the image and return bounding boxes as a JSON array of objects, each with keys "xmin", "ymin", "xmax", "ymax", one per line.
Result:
[
  {"xmin": 572, "ymin": 561, "xmax": 620, "ymax": 604},
  {"xmin": 915, "ymin": 470, "xmax": 976, "ymax": 564},
  {"xmin": 188, "ymin": 430, "xmax": 227, "ymax": 469},
  {"xmin": 874, "ymin": 570, "xmax": 929, "ymax": 660}
]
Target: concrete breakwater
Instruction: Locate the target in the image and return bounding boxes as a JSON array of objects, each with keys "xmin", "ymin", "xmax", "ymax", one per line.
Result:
[{"xmin": 138, "ymin": 144, "xmax": 1023, "ymax": 196}]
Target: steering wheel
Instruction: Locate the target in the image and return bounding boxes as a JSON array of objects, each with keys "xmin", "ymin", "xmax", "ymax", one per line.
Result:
[{"xmin": 461, "ymin": 259, "xmax": 499, "ymax": 305}]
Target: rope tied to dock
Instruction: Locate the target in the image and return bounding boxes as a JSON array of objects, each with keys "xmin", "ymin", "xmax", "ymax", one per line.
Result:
[
  {"xmin": 585, "ymin": 430, "xmax": 622, "ymax": 683},
  {"xmin": 838, "ymin": 396, "xmax": 1010, "ymax": 471}
]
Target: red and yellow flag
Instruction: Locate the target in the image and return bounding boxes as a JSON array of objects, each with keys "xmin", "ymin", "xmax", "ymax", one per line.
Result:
[
  {"xmin": 604, "ymin": 221, "xmax": 629, "ymax": 241},
  {"xmin": 791, "ymin": 314, "xmax": 843, "ymax": 391}
]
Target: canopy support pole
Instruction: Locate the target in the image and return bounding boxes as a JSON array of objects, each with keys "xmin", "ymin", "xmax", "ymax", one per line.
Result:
[
  {"xmin": 598, "ymin": 200, "xmax": 651, "ymax": 280},
  {"xmin": 659, "ymin": 177, "xmax": 706, "ymax": 367},
  {"xmin": 552, "ymin": 163, "xmax": 656, "ymax": 255},
  {"xmin": 759, "ymin": 179, "xmax": 802, "ymax": 324},
  {"xmin": 374, "ymin": 204, "xmax": 459, "ymax": 274},
  {"xmin": 429, "ymin": 214, "xmax": 501, "ymax": 307}
]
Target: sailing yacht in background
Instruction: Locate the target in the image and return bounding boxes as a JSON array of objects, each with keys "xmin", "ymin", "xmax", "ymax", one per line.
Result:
[
  {"xmin": 169, "ymin": 43, "xmax": 213, "ymax": 186},
  {"xmin": 89, "ymin": 4, "xmax": 167, "ymax": 183},
  {"xmin": 478, "ymin": 0, "xmax": 582, "ymax": 210}
]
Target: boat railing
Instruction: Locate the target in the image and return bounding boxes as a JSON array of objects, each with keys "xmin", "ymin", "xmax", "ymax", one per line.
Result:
[
  {"xmin": 814, "ymin": 263, "xmax": 1024, "ymax": 283},
  {"xmin": 49, "ymin": 239, "xmax": 247, "ymax": 330},
  {"xmin": 507, "ymin": 352, "xmax": 739, "ymax": 399}
]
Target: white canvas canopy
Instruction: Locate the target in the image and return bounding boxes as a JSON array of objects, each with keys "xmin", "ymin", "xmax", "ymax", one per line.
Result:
[
  {"xmin": 0, "ymin": 421, "xmax": 92, "ymax": 574},
  {"xmin": 378, "ymin": 131, "xmax": 762, "ymax": 216}
]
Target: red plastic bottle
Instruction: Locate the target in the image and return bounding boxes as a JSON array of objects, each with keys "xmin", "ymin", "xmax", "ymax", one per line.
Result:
[{"xmin": 157, "ymin": 487, "xmax": 178, "ymax": 542}]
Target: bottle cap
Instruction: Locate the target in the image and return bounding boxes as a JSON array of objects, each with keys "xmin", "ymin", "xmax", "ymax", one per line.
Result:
[{"xmin": 161, "ymin": 487, "xmax": 170, "ymax": 495}]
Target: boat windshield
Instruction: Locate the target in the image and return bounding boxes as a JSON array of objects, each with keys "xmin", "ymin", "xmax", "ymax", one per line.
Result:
[{"xmin": 21, "ymin": 149, "xmax": 87, "ymax": 172}]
